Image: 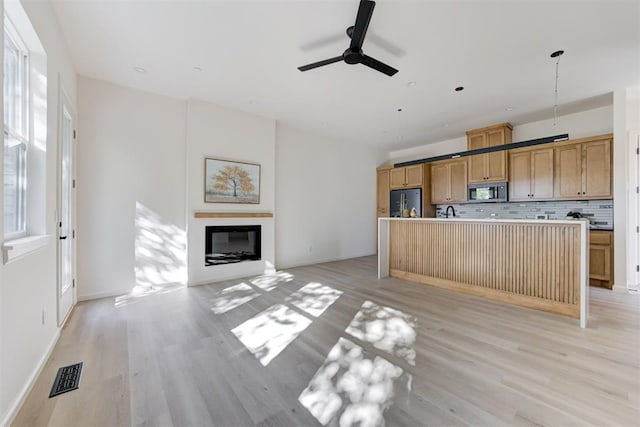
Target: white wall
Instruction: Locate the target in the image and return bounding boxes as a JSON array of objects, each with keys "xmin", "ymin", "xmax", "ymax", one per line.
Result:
[
  {"xmin": 614, "ymin": 86, "xmax": 640, "ymax": 289},
  {"xmin": 76, "ymin": 77, "xmax": 187, "ymax": 300},
  {"xmin": 275, "ymin": 124, "xmax": 384, "ymax": 268},
  {"xmin": 0, "ymin": 0, "xmax": 77, "ymax": 424},
  {"xmin": 186, "ymin": 100, "xmax": 276, "ymax": 284},
  {"xmin": 388, "ymin": 106, "xmax": 613, "ymax": 164}
]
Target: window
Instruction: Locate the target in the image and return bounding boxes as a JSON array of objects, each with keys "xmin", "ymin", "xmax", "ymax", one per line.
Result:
[{"xmin": 3, "ymin": 15, "xmax": 29, "ymax": 239}]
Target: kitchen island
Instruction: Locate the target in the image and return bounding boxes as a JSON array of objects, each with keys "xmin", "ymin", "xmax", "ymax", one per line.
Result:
[{"xmin": 378, "ymin": 218, "xmax": 589, "ymax": 327}]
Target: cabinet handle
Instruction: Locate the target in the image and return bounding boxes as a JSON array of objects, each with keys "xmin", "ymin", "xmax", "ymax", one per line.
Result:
[
  {"xmin": 582, "ymin": 191, "xmax": 586, "ymax": 195},
  {"xmin": 577, "ymin": 192, "xmax": 580, "ymax": 195}
]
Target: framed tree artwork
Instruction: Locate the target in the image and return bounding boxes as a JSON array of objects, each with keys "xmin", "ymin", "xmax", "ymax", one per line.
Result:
[{"xmin": 204, "ymin": 158, "xmax": 261, "ymax": 204}]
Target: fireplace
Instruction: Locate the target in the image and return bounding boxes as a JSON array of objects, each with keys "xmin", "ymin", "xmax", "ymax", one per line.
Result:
[{"xmin": 205, "ymin": 225, "xmax": 261, "ymax": 266}]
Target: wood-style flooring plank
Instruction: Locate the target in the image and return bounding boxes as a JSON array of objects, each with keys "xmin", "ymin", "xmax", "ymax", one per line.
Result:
[{"xmin": 11, "ymin": 256, "xmax": 640, "ymax": 427}]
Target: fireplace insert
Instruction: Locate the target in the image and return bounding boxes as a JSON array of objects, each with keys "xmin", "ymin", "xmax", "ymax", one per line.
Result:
[{"xmin": 205, "ymin": 225, "xmax": 261, "ymax": 266}]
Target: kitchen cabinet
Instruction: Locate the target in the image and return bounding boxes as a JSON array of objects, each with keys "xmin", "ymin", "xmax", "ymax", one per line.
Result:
[
  {"xmin": 589, "ymin": 230, "xmax": 613, "ymax": 289},
  {"xmin": 389, "ymin": 164, "xmax": 423, "ymax": 189},
  {"xmin": 509, "ymin": 147, "xmax": 554, "ymax": 201},
  {"xmin": 554, "ymin": 138, "xmax": 612, "ymax": 200},
  {"xmin": 431, "ymin": 159, "xmax": 467, "ymax": 204},
  {"xmin": 376, "ymin": 167, "xmax": 391, "ymax": 217},
  {"xmin": 466, "ymin": 123, "xmax": 512, "ymax": 184}
]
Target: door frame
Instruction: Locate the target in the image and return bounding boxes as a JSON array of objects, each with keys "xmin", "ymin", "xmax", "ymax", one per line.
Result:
[
  {"xmin": 56, "ymin": 78, "xmax": 77, "ymax": 326},
  {"xmin": 628, "ymin": 130, "xmax": 640, "ymax": 289}
]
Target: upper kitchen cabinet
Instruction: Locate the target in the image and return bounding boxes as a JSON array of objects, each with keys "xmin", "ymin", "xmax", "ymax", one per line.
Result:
[
  {"xmin": 466, "ymin": 122, "xmax": 513, "ymax": 184},
  {"xmin": 390, "ymin": 164, "xmax": 423, "ymax": 189},
  {"xmin": 509, "ymin": 147, "xmax": 554, "ymax": 201},
  {"xmin": 376, "ymin": 167, "xmax": 391, "ymax": 217},
  {"xmin": 431, "ymin": 158, "xmax": 467, "ymax": 204},
  {"xmin": 554, "ymin": 136, "xmax": 612, "ymax": 200}
]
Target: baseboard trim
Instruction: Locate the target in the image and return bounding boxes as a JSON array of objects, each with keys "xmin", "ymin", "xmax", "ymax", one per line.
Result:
[
  {"xmin": 276, "ymin": 252, "xmax": 376, "ymax": 270},
  {"xmin": 77, "ymin": 289, "xmax": 129, "ymax": 302},
  {"xmin": 1, "ymin": 328, "xmax": 61, "ymax": 427}
]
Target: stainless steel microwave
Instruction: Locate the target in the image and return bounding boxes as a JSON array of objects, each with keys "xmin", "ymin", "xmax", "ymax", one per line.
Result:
[{"xmin": 467, "ymin": 182, "xmax": 508, "ymax": 203}]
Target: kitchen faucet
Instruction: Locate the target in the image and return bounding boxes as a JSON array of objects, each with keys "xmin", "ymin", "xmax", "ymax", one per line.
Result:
[{"xmin": 445, "ymin": 205, "xmax": 456, "ymax": 218}]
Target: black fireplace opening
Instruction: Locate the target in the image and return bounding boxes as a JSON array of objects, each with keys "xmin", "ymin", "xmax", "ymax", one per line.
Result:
[{"xmin": 205, "ymin": 225, "xmax": 261, "ymax": 266}]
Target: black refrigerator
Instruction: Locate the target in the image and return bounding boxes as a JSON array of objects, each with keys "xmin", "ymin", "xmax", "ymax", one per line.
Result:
[{"xmin": 390, "ymin": 188, "xmax": 422, "ymax": 218}]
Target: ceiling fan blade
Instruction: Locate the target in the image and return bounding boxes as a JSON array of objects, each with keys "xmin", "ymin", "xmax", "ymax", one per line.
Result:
[
  {"xmin": 297, "ymin": 56, "xmax": 343, "ymax": 72},
  {"xmin": 360, "ymin": 55, "xmax": 398, "ymax": 76},
  {"xmin": 350, "ymin": 0, "xmax": 375, "ymax": 50}
]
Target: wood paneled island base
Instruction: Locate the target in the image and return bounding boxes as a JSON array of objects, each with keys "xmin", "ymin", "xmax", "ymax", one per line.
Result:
[{"xmin": 379, "ymin": 218, "xmax": 589, "ymax": 327}]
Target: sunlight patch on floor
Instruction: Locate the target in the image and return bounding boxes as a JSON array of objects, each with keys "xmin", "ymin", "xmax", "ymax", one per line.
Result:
[
  {"xmin": 345, "ymin": 300, "xmax": 417, "ymax": 366},
  {"xmin": 285, "ymin": 282, "xmax": 343, "ymax": 317},
  {"xmin": 250, "ymin": 271, "xmax": 294, "ymax": 291},
  {"xmin": 210, "ymin": 283, "xmax": 261, "ymax": 314},
  {"xmin": 231, "ymin": 304, "xmax": 312, "ymax": 366},
  {"xmin": 299, "ymin": 337, "xmax": 403, "ymax": 426}
]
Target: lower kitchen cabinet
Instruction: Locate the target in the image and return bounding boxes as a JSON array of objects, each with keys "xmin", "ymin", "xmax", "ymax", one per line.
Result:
[{"xmin": 589, "ymin": 230, "xmax": 613, "ymax": 289}]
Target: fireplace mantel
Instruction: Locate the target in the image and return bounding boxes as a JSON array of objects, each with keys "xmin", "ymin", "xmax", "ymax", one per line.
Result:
[{"xmin": 194, "ymin": 212, "xmax": 273, "ymax": 219}]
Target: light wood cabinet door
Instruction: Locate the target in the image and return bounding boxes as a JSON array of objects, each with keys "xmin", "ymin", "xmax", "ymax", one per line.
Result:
[
  {"xmin": 467, "ymin": 133, "xmax": 486, "ymax": 183},
  {"xmin": 431, "ymin": 162, "xmax": 450, "ymax": 204},
  {"xmin": 589, "ymin": 230, "xmax": 613, "ymax": 288},
  {"xmin": 530, "ymin": 148, "xmax": 554, "ymax": 199},
  {"xmin": 509, "ymin": 151, "xmax": 532, "ymax": 201},
  {"xmin": 554, "ymin": 144, "xmax": 582, "ymax": 199},
  {"xmin": 376, "ymin": 168, "xmax": 390, "ymax": 216},
  {"xmin": 583, "ymin": 139, "xmax": 612, "ymax": 198},
  {"xmin": 389, "ymin": 168, "xmax": 406, "ymax": 189},
  {"xmin": 405, "ymin": 164, "xmax": 423, "ymax": 187},
  {"xmin": 449, "ymin": 160, "xmax": 468, "ymax": 203},
  {"xmin": 589, "ymin": 245, "xmax": 611, "ymax": 281},
  {"xmin": 486, "ymin": 128, "xmax": 507, "ymax": 182}
]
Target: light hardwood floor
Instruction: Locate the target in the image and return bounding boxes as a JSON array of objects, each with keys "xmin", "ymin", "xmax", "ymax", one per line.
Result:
[{"xmin": 13, "ymin": 256, "xmax": 640, "ymax": 426}]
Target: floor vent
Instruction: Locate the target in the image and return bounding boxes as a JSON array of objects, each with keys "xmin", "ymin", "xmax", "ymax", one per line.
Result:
[{"xmin": 49, "ymin": 362, "xmax": 83, "ymax": 398}]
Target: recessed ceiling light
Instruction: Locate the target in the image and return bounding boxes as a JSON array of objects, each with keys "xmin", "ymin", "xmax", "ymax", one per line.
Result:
[
  {"xmin": 397, "ymin": 108, "xmax": 403, "ymax": 112},
  {"xmin": 443, "ymin": 123, "xmax": 450, "ymax": 128},
  {"xmin": 455, "ymin": 86, "xmax": 464, "ymax": 92},
  {"xmin": 407, "ymin": 81, "xmax": 416, "ymax": 87},
  {"xmin": 193, "ymin": 66, "xmax": 203, "ymax": 72},
  {"xmin": 134, "ymin": 67, "xmax": 147, "ymax": 74},
  {"xmin": 505, "ymin": 107, "xmax": 514, "ymax": 111}
]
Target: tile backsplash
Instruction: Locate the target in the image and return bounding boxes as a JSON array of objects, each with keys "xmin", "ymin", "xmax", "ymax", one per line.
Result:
[{"xmin": 435, "ymin": 200, "xmax": 614, "ymax": 230}]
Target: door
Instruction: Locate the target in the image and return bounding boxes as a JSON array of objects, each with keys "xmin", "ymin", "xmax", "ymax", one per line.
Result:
[
  {"xmin": 57, "ymin": 91, "xmax": 75, "ymax": 326},
  {"xmin": 530, "ymin": 148, "xmax": 554, "ymax": 199},
  {"xmin": 389, "ymin": 167, "xmax": 406, "ymax": 189},
  {"xmin": 430, "ymin": 162, "xmax": 449, "ymax": 204},
  {"xmin": 449, "ymin": 160, "xmax": 468, "ymax": 202},
  {"xmin": 376, "ymin": 168, "xmax": 390, "ymax": 217},
  {"xmin": 404, "ymin": 164, "xmax": 423, "ymax": 187},
  {"xmin": 554, "ymin": 144, "xmax": 582, "ymax": 199},
  {"xmin": 467, "ymin": 133, "xmax": 486, "ymax": 183},
  {"xmin": 486, "ymin": 128, "xmax": 507, "ymax": 182},
  {"xmin": 583, "ymin": 139, "xmax": 612, "ymax": 198},
  {"xmin": 509, "ymin": 151, "xmax": 532, "ymax": 201}
]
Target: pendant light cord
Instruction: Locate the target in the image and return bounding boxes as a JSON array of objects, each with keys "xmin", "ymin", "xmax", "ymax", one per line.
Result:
[{"xmin": 551, "ymin": 50, "xmax": 564, "ymax": 126}]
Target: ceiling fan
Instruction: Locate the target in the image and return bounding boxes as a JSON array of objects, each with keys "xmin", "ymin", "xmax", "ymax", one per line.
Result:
[{"xmin": 297, "ymin": 0, "xmax": 398, "ymax": 77}]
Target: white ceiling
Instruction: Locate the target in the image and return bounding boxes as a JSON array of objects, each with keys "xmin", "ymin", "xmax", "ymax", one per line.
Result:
[{"xmin": 51, "ymin": 0, "xmax": 640, "ymax": 151}]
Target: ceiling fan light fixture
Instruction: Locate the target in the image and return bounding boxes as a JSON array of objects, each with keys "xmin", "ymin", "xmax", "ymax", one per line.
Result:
[{"xmin": 455, "ymin": 86, "xmax": 464, "ymax": 92}]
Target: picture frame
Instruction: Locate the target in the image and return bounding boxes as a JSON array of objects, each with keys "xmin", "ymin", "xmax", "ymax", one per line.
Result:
[{"xmin": 204, "ymin": 158, "xmax": 261, "ymax": 204}]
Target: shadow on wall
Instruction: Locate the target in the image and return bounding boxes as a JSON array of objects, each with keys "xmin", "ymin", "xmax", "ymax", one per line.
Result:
[{"xmin": 115, "ymin": 202, "xmax": 187, "ymax": 307}]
